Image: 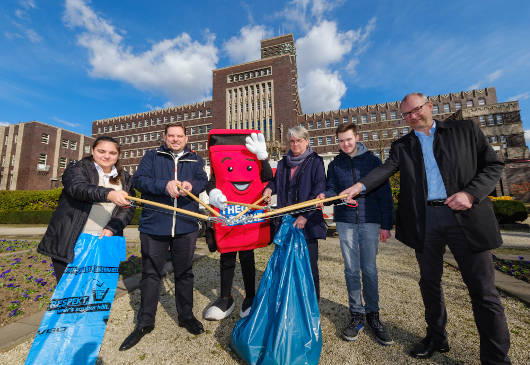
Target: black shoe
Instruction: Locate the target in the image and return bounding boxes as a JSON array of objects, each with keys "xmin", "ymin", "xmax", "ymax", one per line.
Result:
[
  {"xmin": 178, "ymin": 315, "xmax": 205, "ymax": 335},
  {"xmin": 366, "ymin": 312, "xmax": 393, "ymax": 346},
  {"xmin": 119, "ymin": 325, "xmax": 154, "ymax": 351},
  {"xmin": 342, "ymin": 312, "xmax": 364, "ymax": 341},
  {"xmin": 206, "ymin": 228, "xmax": 217, "ymax": 252},
  {"xmin": 239, "ymin": 296, "xmax": 254, "ymax": 318},
  {"xmin": 409, "ymin": 336, "xmax": 450, "ymax": 359}
]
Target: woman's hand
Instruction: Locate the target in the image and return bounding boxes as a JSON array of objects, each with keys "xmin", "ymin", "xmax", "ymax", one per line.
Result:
[
  {"xmin": 99, "ymin": 229, "xmax": 114, "ymax": 239},
  {"xmin": 107, "ymin": 190, "xmax": 130, "ymax": 207},
  {"xmin": 263, "ymin": 188, "xmax": 272, "ymax": 204},
  {"xmin": 293, "ymin": 215, "xmax": 307, "ymax": 229}
]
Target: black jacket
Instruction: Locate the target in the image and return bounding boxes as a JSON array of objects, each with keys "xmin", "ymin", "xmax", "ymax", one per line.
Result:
[
  {"xmin": 361, "ymin": 119, "xmax": 503, "ymax": 252},
  {"xmin": 38, "ymin": 158, "xmax": 135, "ymax": 263},
  {"xmin": 132, "ymin": 145, "xmax": 208, "ymax": 236}
]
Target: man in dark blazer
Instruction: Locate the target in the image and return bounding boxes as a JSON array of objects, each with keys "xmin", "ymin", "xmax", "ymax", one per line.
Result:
[{"xmin": 342, "ymin": 92, "xmax": 511, "ymax": 364}]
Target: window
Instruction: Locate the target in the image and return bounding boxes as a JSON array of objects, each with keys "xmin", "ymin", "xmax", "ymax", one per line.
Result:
[
  {"xmin": 84, "ymin": 146, "xmax": 90, "ymax": 154},
  {"xmin": 352, "ymin": 116, "xmax": 358, "ymax": 123},
  {"xmin": 496, "ymin": 115, "xmax": 504, "ymax": 125},
  {"xmin": 479, "ymin": 116, "xmax": 486, "ymax": 126},
  {"xmin": 382, "ymin": 130, "xmax": 389, "ymax": 138},
  {"xmin": 126, "ymin": 122, "xmax": 130, "ymax": 129},
  {"xmin": 466, "ymin": 100, "xmax": 473, "ymax": 107},
  {"xmin": 478, "ymin": 98, "xmax": 486, "ymax": 106},
  {"xmin": 490, "ymin": 136, "xmax": 497, "ymax": 143},
  {"xmin": 384, "ymin": 148, "xmax": 390, "ymax": 160},
  {"xmin": 393, "ymin": 129, "xmax": 398, "ymax": 137},
  {"xmin": 41, "ymin": 133, "xmax": 49, "ymax": 144},
  {"xmin": 455, "ymin": 102, "xmax": 461, "ymax": 110},
  {"xmin": 38, "ymin": 153, "xmax": 47, "ymax": 165},
  {"xmin": 308, "ymin": 121, "xmax": 314, "ymax": 130},
  {"xmin": 362, "ymin": 132, "xmax": 369, "ymax": 141},
  {"xmin": 361, "ymin": 115, "xmax": 367, "ymax": 124},
  {"xmin": 390, "ymin": 111, "xmax": 397, "ymax": 119},
  {"xmin": 61, "ymin": 139, "xmax": 69, "ymax": 148},
  {"xmin": 325, "ymin": 119, "xmax": 331, "ymax": 128},
  {"xmin": 343, "ymin": 117, "xmax": 348, "ymax": 123},
  {"xmin": 433, "ymin": 105, "xmax": 439, "ymax": 114},
  {"xmin": 98, "ymin": 127, "xmax": 102, "ymax": 134},
  {"xmin": 326, "ymin": 136, "xmax": 332, "ymax": 144},
  {"xmin": 104, "ymin": 126, "xmax": 108, "ymax": 133},
  {"xmin": 371, "ymin": 113, "xmax": 377, "ymax": 122},
  {"xmin": 318, "ymin": 137, "xmax": 324, "ymax": 145},
  {"xmin": 500, "ymin": 135, "xmax": 507, "ymax": 143},
  {"xmin": 381, "ymin": 112, "xmax": 387, "ymax": 120},
  {"xmin": 184, "ymin": 113, "xmax": 188, "ymax": 120},
  {"xmin": 191, "ymin": 127, "xmax": 196, "ymax": 135},
  {"xmin": 11, "ymin": 155, "xmax": 16, "ymax": 166},
  {"xmin": 177, "ymin": 114, "xmax": 182, "ymax": 121},
  {"xmin": 443, "ymin": 103, "xmax": 450, "ymax": 113},
  {"xmin": 372, "ymin": 132, "xmax": 379, "ymax": 140},
  {"xmin": 59, "ymin": 157, "xmax": 67, "ymax": 168},
  {"xmin": 150, "ymin": 133, "xmax": 155, "ymax": 140},
  {"xmin": 310, "ymin": 138, "xmax": 315, "ymax": 146},
  {"xmin": 316, "ymin": 120, "xmax": 322, "ymax": 128},
  {"xmin": 333, "ymin": 118, "xmax": 339, "ymax": 126},
  {"xmin": 199, "ymin": 125, "xmax": 204, "ymax": 134},
  {"xmin": 138, "ymin": 120, "xmax": 143, "ymax": 127},
  {"xmin": 191, "ymin": 112, "xmax": 196, "ymax": 119},
  {"xmin": 488, "ymin": 115, "xmax": 494, "ymax": 125},
  {"xmin": 124, "ymin": 151, "xmax": 128, "ymax": 158},
  {"xmin": 132, "ymin": 122, "xmax": 136, "ymax": 129},
  {"xmin": 374, "ymin": 151, "xmax": 381, "ymax": 158},
  {"xmin": 402, "ymin": 127, "xmax": 409, "ymax": 135},
  {"xmin": 335, "ymin": 136, "xmax": 338, "ymax": 144},
  {"xmin": 199, "ymin": 110, "xmax": 204, "ymax": 118},
  {"xmin": 131, "ymin": 136, "xmax": 136, "ymax": 143}
]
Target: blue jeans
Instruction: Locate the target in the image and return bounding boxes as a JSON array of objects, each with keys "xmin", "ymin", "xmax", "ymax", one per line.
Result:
[{"xmin": 336, "ymin": 222, "xmax": 380, "ymax": 314}]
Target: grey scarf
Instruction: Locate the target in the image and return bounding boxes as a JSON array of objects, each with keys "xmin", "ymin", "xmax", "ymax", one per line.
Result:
[{"xmin": 285, "ymin": 147, "xmax": 313, "ymax": 167}]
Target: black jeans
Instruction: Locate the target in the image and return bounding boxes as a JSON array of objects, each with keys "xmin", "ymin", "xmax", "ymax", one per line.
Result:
[
  {"xmin": 415, "ymin": 205, "xmax": 510, "ymax": 365},
  {"xmin": 137, "ymin": 231, "xmax": 198, "ymax": 327},
  {"xmin": 306, "ymin": 238, "xmax": 320, "ymax": 300},
  {"xmin": 220, "ymin": 249, "xmax": 255, "ymax": 298}
]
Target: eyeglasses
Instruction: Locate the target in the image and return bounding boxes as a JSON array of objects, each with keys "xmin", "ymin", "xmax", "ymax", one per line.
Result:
[{"xmin": 401, "ymin": 102, "xmax": 428, "ymax": 118}]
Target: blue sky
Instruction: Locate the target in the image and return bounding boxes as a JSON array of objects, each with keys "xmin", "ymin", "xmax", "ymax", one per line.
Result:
[{"xmin": 1, "ymin": 0, "xmax": 529, "ymax": 147}]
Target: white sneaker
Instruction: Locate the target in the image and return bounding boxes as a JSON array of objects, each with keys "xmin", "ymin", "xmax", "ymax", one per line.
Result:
[
  {"xmin": 204, "ymin": 297, "xmax": 235, "ymax": 321},
  {"xmin": 239, "ymin": 296, "xmax": 254, "ymax": 318}
]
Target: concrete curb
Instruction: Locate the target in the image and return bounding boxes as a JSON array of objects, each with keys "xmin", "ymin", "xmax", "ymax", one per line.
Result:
[
  {"xmin": 443, "ymin": 254, "xmax": 530, "ymax": 306},
  {"xmin": 0, "ymin": 254, "xmax": 204, "ymax": 353}
]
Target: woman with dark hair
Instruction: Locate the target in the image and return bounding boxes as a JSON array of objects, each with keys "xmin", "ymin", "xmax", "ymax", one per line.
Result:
[
  {"xmin": 38, "ymin": 136, "xmax": 134, "ymax": 282},
  {"xmin": 263, "ymin": 126, "xmax": 327, "ymax": 300}
]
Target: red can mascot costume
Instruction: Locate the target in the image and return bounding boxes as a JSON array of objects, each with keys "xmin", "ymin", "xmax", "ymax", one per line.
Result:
[{"xmin": 204, "ymin": 129, "xmax": 273, "ymax": 320}]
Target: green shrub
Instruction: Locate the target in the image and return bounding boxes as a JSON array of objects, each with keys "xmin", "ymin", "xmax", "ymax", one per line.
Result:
[
  {"xmin": 492, "ymin": 199, "xmax": 528, "ymax": 224},
  {"xmin": 0, "ymin": 210, "xmax": 54, "ymax": 224},
  {"xmin": 0, "ymin": 189, "xmax": 62, "ymax": 211}
]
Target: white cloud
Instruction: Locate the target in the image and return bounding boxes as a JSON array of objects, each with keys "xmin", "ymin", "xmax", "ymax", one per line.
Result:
[
  {"xmin": 52, "ymin": 116, "xmax": 79, "ymax": 128},
  {"xmin": 295, "ymin": 17, "xmax": 376, "ymax": 113},
  {"xmin": 0, "ymin": 121, "xmax": 10, "ymax": 127},
  {"xmin": 509, "ymin": 91, "xmax": 530, "ymax": 101},
  {"xmin": 299, "ymin": 68, "xmax": 346, "ymax": 113},
  {"xmin": 224, "ymin": 25, "xmax": 272, "ymax": 64},
  {"xmin": 487, "ymin": 69, "xmax": 503, "ymax": 82},
  {"xmin": 467, "ymin": 82, "xmax": 481, "ymax": 90},
  {"xmin": 63, "ymin": 0, "xmax": 218, "ymax": 105},
  {"xmin": 525, "ymin": 130, "xmax": 530, "ymax": 148},
  {"xmin": 25, "ymin": 29, "xmax": 41, "ymax": 42},
  {"xmin": 146, "ymin": 102, "xmax": 175, "ymax": 111},
  {"xmin": 277, "ymin": 0, "xmax": 341, "ymax": 31}
]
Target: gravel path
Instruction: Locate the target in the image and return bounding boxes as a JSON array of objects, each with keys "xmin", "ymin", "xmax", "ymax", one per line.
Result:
[{"xmin": 1, "ymin": 236, "xmax": 529, "ymax": 364}]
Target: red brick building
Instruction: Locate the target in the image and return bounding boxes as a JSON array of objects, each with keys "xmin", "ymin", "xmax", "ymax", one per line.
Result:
[{"xmin": 0, "ymin": 121, "xmax": 94, "ymax": 190}]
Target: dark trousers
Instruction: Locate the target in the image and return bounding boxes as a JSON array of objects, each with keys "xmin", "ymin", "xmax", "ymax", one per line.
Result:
[
  {"xmin": 137, "ymin": 231, "xmax": 198, "ymax": 327},
  {"xmin": 415, "ymin": 205, "xmax": 510, "ymax": 365},
  {"xmin": 306, "ymin": 238, "xmax": 320, "ymax": 300},
  {"xmin": 220, "ymin": 250, "xmax": 255, "ymax": 298},
  {"xmin": 52, "ymin": 258, "xmax": 68, "ymax": 283}
]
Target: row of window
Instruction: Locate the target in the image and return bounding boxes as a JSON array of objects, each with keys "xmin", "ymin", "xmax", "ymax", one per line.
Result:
[
  {"xmin": 228, "ymin": 119, "xmax": 274, "ymax": 139},
  {"xmin": 308, "ymin": 128, "xmax": 410, "ymax": 147},
  {"xmin": 479, "ymin": 114, "xmax": 503, "ymax": 126},
  {"xmin": 228, "ymin": 68, "xmax": 272, "ymax": 83},
  {"xmin": 489, "ymin": 135, "xmax": 508, "ymax": 144},
  {"xmin": 97, "ymin": 110, "xmax": 211, "ymax": 134},
  {"xmin": 228, "ymin": 82, "xmax": 273, "ymax": 98},
  {"xmin": 37, "ymin": 154, "xmax": 71, "ymax": 169}
]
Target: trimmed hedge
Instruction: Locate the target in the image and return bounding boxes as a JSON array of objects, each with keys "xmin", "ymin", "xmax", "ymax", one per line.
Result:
[
  {"xmin": 492, "ymin": 200, "xmax": 528, "ymax": 224},
  {"xmin": 0, "ymin": 189, "xmax": 61, "ymax": 211},
  {"xmin": 0, "ymin": 210, "xmax": 55, "ymax": 224}
]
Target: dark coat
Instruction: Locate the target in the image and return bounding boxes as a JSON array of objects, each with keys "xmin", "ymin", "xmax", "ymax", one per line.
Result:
[
  {"xmin": 38, "ymin": 158, "xmax": 135, "ymax": 263},
  {"xmin": 325, "ymin": 145, "xmax": 394, "ymax": 230},
  {"xmin": 132, "ymin": 144, "xmax": 208, "ymax": 236},
  {"xmin": 361, "ymin": 119, "xmax": 503, "ymax": 252},
  {"xmin": 266, "ymin": 151, "xmax": 327, "ymax": 239}
]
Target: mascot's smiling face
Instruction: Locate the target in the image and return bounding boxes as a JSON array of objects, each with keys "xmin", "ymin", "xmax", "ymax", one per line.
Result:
[{"xmin": 211, "ymin": 147, "xmax": 262, "ymax": 198}]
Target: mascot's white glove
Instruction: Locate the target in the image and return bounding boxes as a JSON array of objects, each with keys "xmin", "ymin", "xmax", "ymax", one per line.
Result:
[
  {"xmin": 245, "ymin": 132, "xmax": 268, "ymax": 161},
  {"xmin": 209, "ymin": 188, "xmax": 227, "ymax": 210}
]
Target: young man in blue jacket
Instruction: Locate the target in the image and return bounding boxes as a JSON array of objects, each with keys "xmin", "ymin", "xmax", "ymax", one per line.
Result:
[
  {"xmin": 119, "ymin": 124, "xmax": 208, "ymax": 351},
  {"xmin": 322, "ymin": 123, "xmax": 394, "ymax": 345}
]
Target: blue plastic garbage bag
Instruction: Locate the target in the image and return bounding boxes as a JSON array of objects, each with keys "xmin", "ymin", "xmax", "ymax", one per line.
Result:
[
  {"xmin": 25, "ymin": 233, "xmax": 126, "ymax": 365},
  {"xmin": 231, "ymin": 215, "xmax": 322, "ymax": 365}
]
